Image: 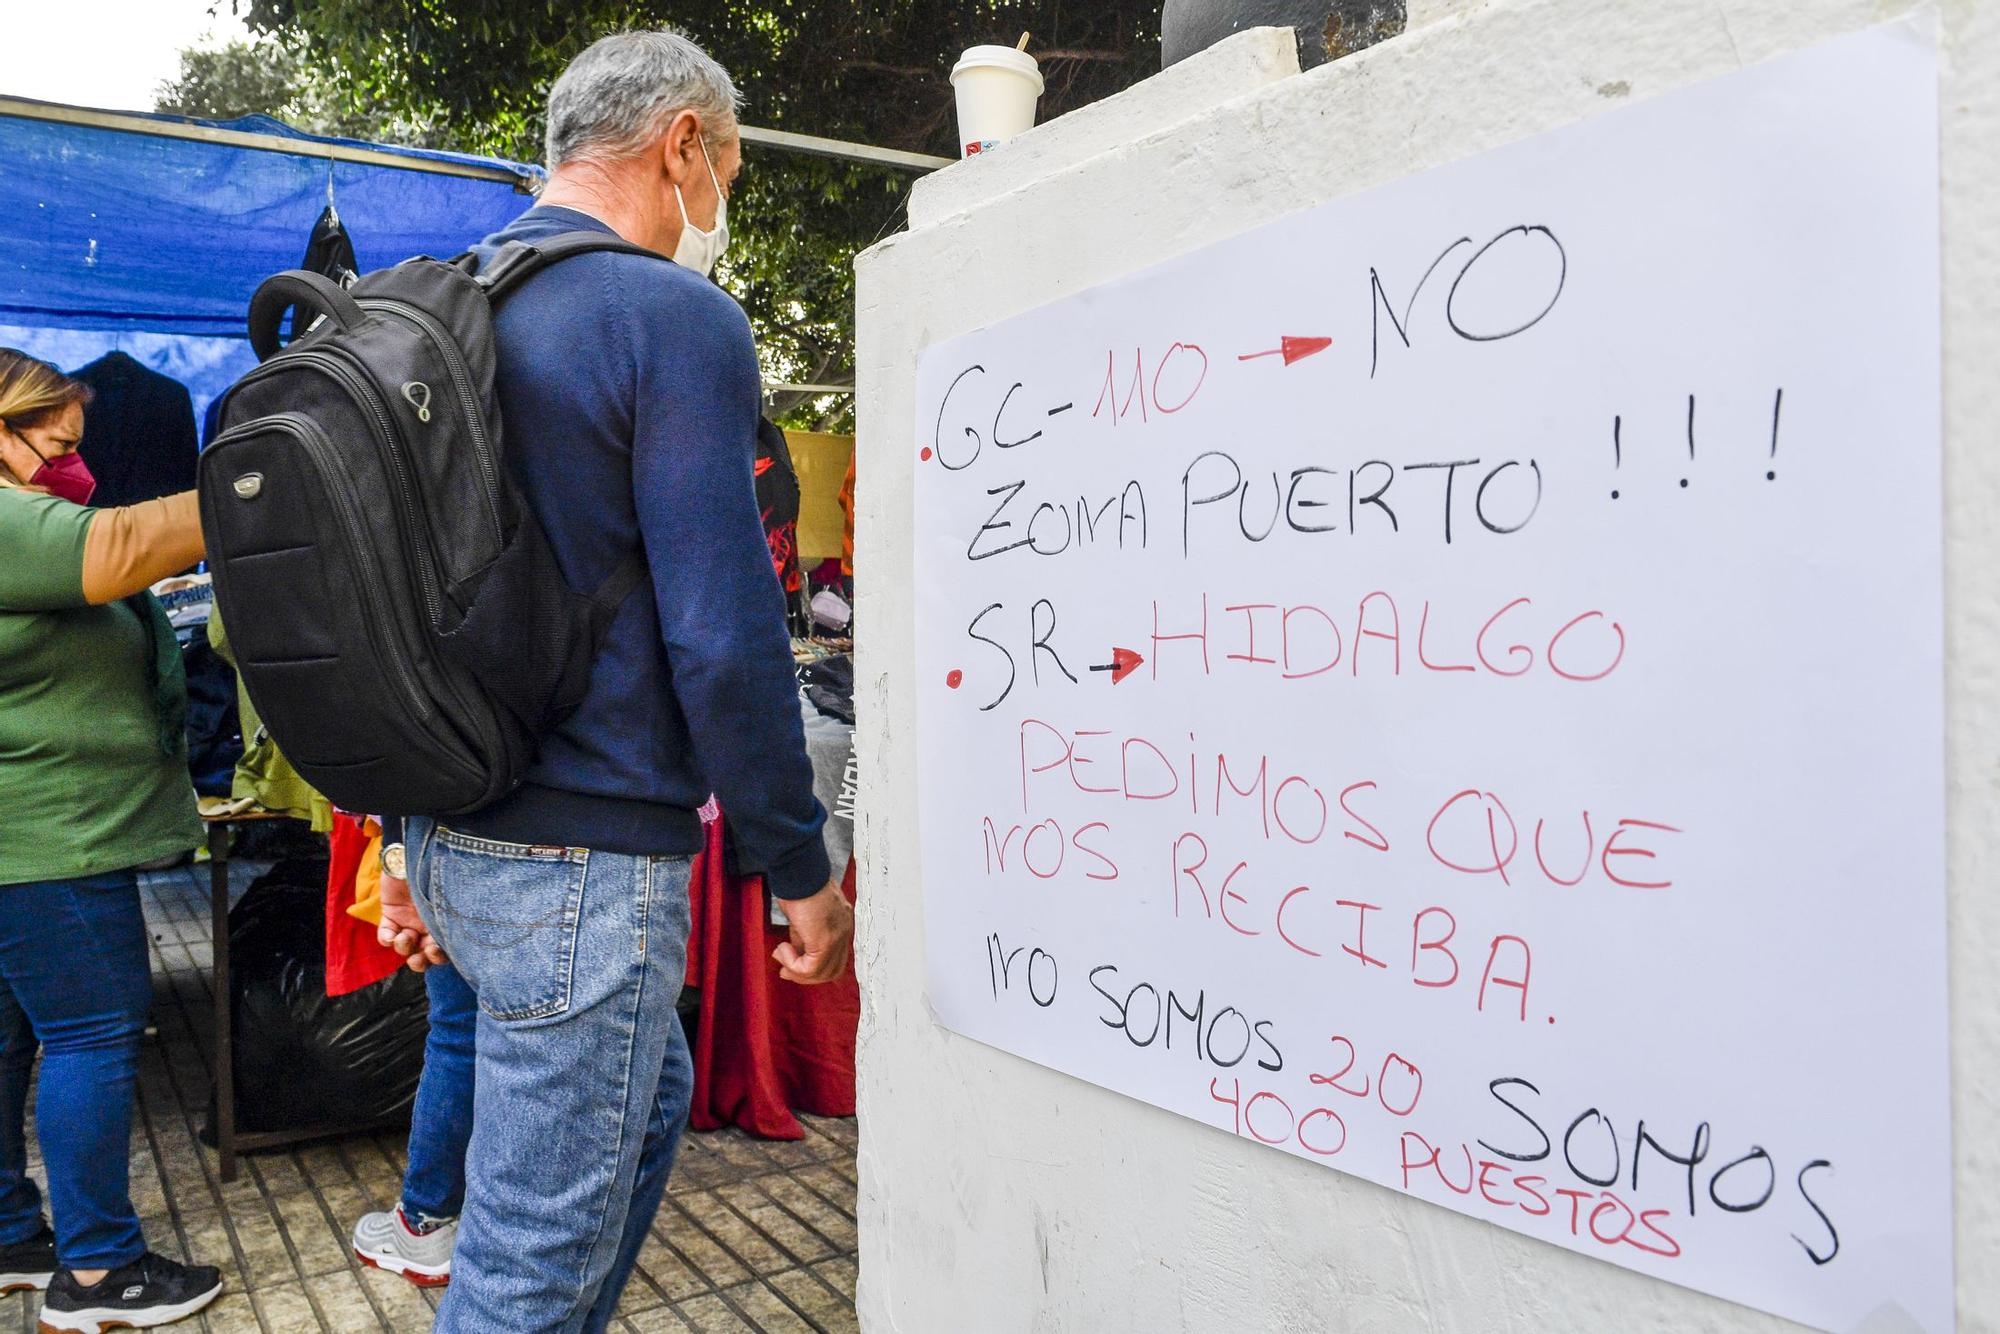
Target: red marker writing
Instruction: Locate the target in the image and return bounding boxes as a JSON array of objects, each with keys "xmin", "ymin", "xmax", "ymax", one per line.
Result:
[
  {"xmin": 1088, "ymin": 647, "xmax": 1146, "ymax": 684},
  {"xmin": 1238, "ymin": 335, "xmax": 1333, "ymax": 366}
]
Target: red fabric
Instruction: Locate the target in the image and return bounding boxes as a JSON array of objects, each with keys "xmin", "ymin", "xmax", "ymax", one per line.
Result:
[
  {"xmin": 686, "ymin": 814, "xmax": 858, "ymax": 1139},
  {"xmin": 755, "ymin": 457, "xmax": 804, "ymax": 595},
  {"xmin": 838, "ymin": 453, "xmax": 855, "ymax": 578},
  {"xmin": 325, "ymin": 813, "xmax": 401, "ymax": 997}
]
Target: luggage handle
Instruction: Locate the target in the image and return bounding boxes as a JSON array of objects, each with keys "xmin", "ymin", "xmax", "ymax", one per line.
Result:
[{"xmin": 247, "ymin": 270, "xmax": 368, "ymax": 361}]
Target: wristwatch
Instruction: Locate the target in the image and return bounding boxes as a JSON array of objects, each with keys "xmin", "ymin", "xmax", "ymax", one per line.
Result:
[{"xmin": 380, "ymin": 842, "xmax": 408, "ymax": 880}]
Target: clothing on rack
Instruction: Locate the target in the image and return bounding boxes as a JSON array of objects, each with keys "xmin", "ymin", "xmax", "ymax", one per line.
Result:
[
  {"xmin": 71, "ymin": 352, "xmax": 199, "ymax": 510},
  {"xmin": 151, "ymin": 572, "xmax": 241, "ymax": 795},
  {"xmin": 685, "ymin": 809, "xmax": 857, "ymax": 1140},
  {"xmin": 839, "ymin": 453, "xmax": 855, "ymax": 579},
  {"xmin": 180, "ymin": 636, "xmax": 241, "ymax": 798},
  {"xmin": 326, "ymin": 813, "xmax": 400, "ymax": 997},
  {"xmin": 800, "ymin": 653, "xmax": 854, "ymax": 726},
  {"xmin": 301, "ymin": 204, "xmax": 359, "ymax": 286},
  {"xmin": 756, "ymin": 418, "xmax": 804, "ymax": 599}
]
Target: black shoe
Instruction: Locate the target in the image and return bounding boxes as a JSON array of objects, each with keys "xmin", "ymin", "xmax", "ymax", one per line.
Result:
[
  {"xmin": 0, "ymin": 1223, "xmax": 54, "ymax": 1293},
  {"xmin": 37, "ymin": 1251, "xmax": 222, "ymax": 1333}
]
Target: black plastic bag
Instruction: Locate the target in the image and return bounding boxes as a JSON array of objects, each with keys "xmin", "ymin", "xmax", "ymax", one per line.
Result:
[{"xmin": 206, "ymin": 860, "xmax": 428, "ymax": 1138}]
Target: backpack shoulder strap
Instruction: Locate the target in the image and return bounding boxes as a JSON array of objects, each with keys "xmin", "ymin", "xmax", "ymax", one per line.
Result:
[
  {"xmin": 585, "ymin": 552, "xmax": 650, "ymax": 643},
  {"xmin": 475, "ymin": 231, "xmax": 667, "ymax": 305},
  {"xmin": 471, "ymin": 234, "xmax": 661, "ymax": 638}
]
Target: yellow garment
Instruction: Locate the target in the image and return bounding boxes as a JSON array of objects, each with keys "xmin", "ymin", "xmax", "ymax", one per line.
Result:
[
  {"xmin": 784, "ymin": 430, "xmax": 854, "ymax": 562},
  {"xmin": 347, "ymin": 819, "xmax": 385, "ymax": 928},
  {"xmin": 206, "ymin": 605, "xmax": 335, "ymax": 833}
]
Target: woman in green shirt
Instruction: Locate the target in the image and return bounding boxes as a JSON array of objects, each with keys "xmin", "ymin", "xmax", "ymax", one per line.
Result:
[{"xmin": 0, "ymin": 351, "xmax": 223, "ymax": 1331}]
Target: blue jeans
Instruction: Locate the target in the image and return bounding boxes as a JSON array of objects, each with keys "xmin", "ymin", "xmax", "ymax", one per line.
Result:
[
  {"xmin": 399, "ymin": 962, "xmax": 475, "ymax": 1227},
  {"xmin": 0, "ymin": 872, "xmax": 151, "ymax": 1269},
  {"xmin": 406, "ymin": 820, "xmax": 695, "ymax": 1334}
]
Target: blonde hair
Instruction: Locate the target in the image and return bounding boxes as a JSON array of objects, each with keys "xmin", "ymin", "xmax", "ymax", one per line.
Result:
[{"xmin": 0, "ymin": 348, "xmax": 91, "ymax": 433}]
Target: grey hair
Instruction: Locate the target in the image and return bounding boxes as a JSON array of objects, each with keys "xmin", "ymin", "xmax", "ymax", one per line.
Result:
[{"xmin": 544, "ymin": 30, "xmax": 741, "ymax": 169}]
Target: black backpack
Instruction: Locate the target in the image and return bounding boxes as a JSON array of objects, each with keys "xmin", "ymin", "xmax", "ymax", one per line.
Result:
[{"xmin": 198, "ymin": 233, "xmax": 662, "ymax": 818}]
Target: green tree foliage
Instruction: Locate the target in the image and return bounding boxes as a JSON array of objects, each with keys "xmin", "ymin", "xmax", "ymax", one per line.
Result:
[
  {"xmin": 224, "ymin": 1, "xmax": 1161, "ymax": 425},
  {"xmin": 155, "ymin": 40, "xmax": 303, "ymax": 122},
  {"xmin": 154, "ymin": 38, "xmax": 444, "ymax": 146}
]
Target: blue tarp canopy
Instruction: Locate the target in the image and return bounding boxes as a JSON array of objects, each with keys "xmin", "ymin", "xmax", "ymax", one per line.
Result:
[{"xmin": 0, "ymin": 97, "xmax": 539, "ymax": 418}]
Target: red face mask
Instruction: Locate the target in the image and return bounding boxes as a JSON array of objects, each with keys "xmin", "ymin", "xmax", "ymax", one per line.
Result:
[
  {"xmin": 14, "ymin": 436, "xmax": 96, "ymax": 506},
  {"xmin": 30, "ymin": 450, "xmax": 97, "ymax": 506}
]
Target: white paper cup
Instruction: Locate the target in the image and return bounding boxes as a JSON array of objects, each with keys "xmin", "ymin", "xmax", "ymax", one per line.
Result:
[{"xmin": 950, "ymin": 46, "xmax": 1045, "ymax": 158}]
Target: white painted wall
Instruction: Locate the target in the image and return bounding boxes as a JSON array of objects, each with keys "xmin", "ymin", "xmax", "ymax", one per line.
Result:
[{"xmin": 852, "ymin": 3, "xmax": 2000, "ymax": 1330}]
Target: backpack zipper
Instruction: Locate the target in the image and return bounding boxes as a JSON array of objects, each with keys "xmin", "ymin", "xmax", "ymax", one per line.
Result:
[
  {"xmin": 282, "ymin": 365, "xmax": 507, "ymax": 796},
  {"xmin": 286, "ymin": 351, "xmax": 448, "ymax": 631},
  {"xmin": 360, "ymin": 298, "xmax": 505, "ymax": 543},
  {"xmin": 286, "ymin": 414, "xmax": 492, "ymax": 794}
]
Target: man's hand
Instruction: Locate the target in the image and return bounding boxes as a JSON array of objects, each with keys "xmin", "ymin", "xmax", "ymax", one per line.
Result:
[
  {"xmin": 377, "ymin": 873, "xmax": 448, "ymax": 973},
  {"xmin": 773, "ymin": 879, "xmax": 854, "ymax": 985}
]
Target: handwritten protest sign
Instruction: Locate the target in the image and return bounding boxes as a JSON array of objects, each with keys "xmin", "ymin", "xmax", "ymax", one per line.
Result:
[{"xmin": 912, "ymin": 19, "xmax": 1946, "ymax": 1332}]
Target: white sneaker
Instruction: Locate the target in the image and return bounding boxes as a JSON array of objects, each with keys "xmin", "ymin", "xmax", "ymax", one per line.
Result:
[{"xmin": 352, "ymin": 1208, "xmax": 454, "ymax": 1287}]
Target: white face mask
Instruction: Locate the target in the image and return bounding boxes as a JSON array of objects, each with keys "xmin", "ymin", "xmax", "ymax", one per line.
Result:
[{"xmin": 672, "ymin": 133, "xmax": 730, "ymax": 278}]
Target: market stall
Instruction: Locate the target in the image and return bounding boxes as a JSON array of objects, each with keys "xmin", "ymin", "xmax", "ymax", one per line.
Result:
[
  {"xmin": 0, "ymin": 95, "xmax": 542, "ymax": 1176},
  {"xmin": 0, "ymin": 96, "xmax": 537, "ymax": 413},
  {"xmin": 1, "ymin": 94, "xmax": 865, "ymax": 1160}
]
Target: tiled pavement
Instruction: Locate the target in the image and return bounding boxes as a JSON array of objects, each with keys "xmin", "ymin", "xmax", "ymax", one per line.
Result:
[{"xmin": 0, "ymin": 863, "xmax": 860, "ymax": 1333}]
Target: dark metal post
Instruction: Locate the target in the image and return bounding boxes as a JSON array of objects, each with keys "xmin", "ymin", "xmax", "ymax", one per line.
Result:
[{"xmin": 207, "ymin": 821, "xmax": 236, "ymax": 1184}]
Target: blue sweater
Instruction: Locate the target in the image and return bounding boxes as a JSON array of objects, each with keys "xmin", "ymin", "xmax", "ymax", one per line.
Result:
[{"xmin": 450, "ymin": 206, "xmax": 830, "ymax": 899}]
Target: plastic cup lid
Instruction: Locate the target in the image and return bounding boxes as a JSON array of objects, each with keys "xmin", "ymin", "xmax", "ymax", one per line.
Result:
[{"xmin": 951, "ymin": 45, "xmax": 1045, "ymax": 93}]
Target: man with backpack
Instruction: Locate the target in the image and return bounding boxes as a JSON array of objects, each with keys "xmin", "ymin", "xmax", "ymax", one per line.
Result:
[{"xmin": 275, "ymin": 30, "xmax": 847, "ymax": 1331}]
